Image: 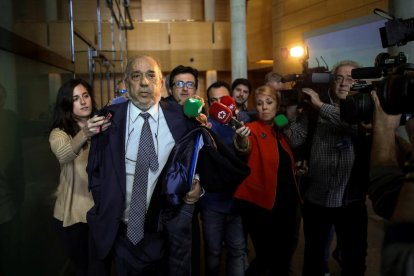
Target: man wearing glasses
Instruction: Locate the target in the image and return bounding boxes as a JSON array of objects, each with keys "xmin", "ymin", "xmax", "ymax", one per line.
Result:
[
  {"xmin": 166, "ymin": 65, "xmax": 198, "ymax": 105},
  {"xmin": 288, "ymin": 60, "xmax": 371, "ymax": 276}
]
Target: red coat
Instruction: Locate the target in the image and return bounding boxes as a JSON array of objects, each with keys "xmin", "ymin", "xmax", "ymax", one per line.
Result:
[{"xmin": 234, "ymin": 121, "xmax": 299, "ymax": 210}]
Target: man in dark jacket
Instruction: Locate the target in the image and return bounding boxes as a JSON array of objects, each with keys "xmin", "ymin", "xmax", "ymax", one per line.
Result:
[{"xmin": 87, "ymin": 55, "xmax": 202, "ymax": 276}]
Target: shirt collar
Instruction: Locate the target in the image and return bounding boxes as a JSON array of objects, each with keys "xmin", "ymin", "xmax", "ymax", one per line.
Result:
[{"xmin": 128, "ymin": 102, "xmax": 159, "ymax": 123}]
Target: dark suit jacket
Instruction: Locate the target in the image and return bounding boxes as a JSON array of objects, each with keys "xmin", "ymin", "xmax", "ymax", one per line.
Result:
[{"xmin": 86, "ymin": 99, "xmax": 196, "ymax": 260}]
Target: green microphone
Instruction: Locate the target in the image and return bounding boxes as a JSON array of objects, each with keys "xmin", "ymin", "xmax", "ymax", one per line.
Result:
[
  {"xmin": 274, "ymin": 114, "xmax": 288, "ymax": 128},
  {"xmin": 183, "ymin": 98, "xmax": 203, "ymax": 118}
]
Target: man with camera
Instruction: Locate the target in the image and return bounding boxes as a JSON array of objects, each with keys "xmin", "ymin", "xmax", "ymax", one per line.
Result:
[
  {"xmin": 290, "ymin": 60, "xmax": 371, "ymax": 276},
  {"xmin": 369, "ymin": 89, "xmax": 414, "ymax": 276}
]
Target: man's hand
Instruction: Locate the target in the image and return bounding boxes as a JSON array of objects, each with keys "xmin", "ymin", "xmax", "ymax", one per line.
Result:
[
  {"xmin": 183, "ymin": 178, "xmax": 202, "ymax": 204},
  {"xmin": 371, "ymin": 91, "xmax": 401, "ymax": 134},
  {"xmin": 370, "ymin": 90, "xmax": 401, "ymax": 167},
  {"xmin": 302, "ymin": 88, "xmax": 323, "ymax": 109}
]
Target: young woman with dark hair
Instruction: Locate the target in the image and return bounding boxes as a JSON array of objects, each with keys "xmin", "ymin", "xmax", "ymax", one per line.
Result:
[{"xmin": 49, "ymin": 78, "xmax": 110, "ymax": 275}]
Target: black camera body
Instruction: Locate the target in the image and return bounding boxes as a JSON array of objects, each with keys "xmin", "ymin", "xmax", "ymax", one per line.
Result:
[
  {"xmin": 379, "ymin": 16, "xmax": 414, "ymax": 48},
  {"xmin": 280, "ymin": 67, "xmax": 331, "ymax": 107},
  {"xmin": 340, "ymin": 9, "xmax": 414, "ymax": 124},
  {"xmin": 340, "ymin": 58, "xmax": 414, "ymax": 124}
]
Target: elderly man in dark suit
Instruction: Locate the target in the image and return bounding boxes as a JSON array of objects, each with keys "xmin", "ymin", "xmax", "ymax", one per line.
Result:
[{"xmin": 86, "ymin": 55, "xmax": 202, "ymax": 276}]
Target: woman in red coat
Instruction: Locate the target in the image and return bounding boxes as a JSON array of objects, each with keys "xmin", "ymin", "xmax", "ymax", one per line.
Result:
[{"xmin": 234, "ymin": 85, "xmax": 301, "ymax": 276}]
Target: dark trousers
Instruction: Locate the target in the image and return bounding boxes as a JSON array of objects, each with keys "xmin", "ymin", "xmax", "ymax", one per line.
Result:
[
  {"xmin": 112, "ymin": 204, "xmax": 196, "ymax": 276},
  {"xmin": 191, "ymin": 205, "xmax": 201, "ymax": 276},
  {"xmin": 0, "ymin": 214, "xmax": 21, "ymax": 276},
  {"xmin": 240, "ymin": 199, "xmax": 300, "ymax": 276},
  {"xmin": 52, "ymin": 218, "xmax": 89, "ymax": 276},
  {"xmin": 302, "ymin": 200, "xmax": 368, "ymax": 276}
]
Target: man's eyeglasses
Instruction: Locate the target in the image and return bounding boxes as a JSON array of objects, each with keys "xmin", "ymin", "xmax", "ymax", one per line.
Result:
[
  {"xmin": 174, "ymin": 81, "xmax": 195, "ymax": 89},
  {"xmin": 334, "ymin": 75, "xmax": 355, "ymax": 84}
]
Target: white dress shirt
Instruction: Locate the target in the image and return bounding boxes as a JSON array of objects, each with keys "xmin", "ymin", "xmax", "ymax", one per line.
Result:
[{"xmin": 123, "ymin": 102, "xmax": 175, "ymax": 222}]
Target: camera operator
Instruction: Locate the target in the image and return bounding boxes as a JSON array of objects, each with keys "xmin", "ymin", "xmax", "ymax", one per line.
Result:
[
  {"xmin": 290, "ymin": 60, "xmax": 371, "ymax": 276},
  {"xmin": 369, "ymin": 90, "xmax": 414, "ymax": 276}
]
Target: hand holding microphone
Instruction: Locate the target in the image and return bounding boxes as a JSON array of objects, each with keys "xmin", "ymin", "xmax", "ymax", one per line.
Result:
[
  {"xmin": 184, "ymin": 97, "xmax": 203, "ymax": 118},
  {"xmin": 219, "ymin": 95, "xmax": 238, "ymax": 116},
  {"xmin": 234, "ymin": 123, "xmax": 251, "ymax": 152},
  {"xmin": 184, "ymin": 97, "xmax": 211, "ymax": 127},
  {"xmin": 209, "ymin": 101, "xmax": 243, "ymax": 128},
  {"xmin": 235, "ymin": 124, "xmax": 250, "ymax": 137}
]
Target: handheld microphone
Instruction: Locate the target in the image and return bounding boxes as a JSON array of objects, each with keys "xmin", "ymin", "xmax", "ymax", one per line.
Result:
[
  {"xmin": 183, "ymin": 97, "xmax": 203, "ymax": 118},
  {"xmin": 274, "ymin": 114, "xmax": 288, "ymax": 128},
  {"xmin": 219, "ymin": 95, "xmax": 237, "ymax": 116},
  {"xmin": 209, "ymin": 102, "xmax": 243, "ymax": 128}
]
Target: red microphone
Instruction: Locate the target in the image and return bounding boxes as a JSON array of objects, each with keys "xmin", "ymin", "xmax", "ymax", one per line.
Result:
[
  {"xmin": 209, "ymin": 102, "xmax": 243, "ymax": 128},
  {"xmin": 208, "ymin": 102, "xmax": 233, "ymax": 124},
  {"xmin": 219, "ymin": 95, "xmax": 237, "ymax": 116}
]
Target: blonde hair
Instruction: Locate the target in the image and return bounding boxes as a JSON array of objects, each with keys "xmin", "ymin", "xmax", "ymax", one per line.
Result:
[{"xmin": 254, "ymin": 85, "xmax": 279, "ymax": 104}]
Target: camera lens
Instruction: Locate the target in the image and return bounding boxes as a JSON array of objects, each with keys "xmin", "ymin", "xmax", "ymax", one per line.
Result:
[
  {"xmin": 379, "ymin": 74, "xmax": 414, "ymax": 115},
  {"xmin": 340, "ymin": 93, "xmax": 373, "ymax": 124}
]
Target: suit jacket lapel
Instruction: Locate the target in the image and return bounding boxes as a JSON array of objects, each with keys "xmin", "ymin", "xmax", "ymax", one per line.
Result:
[
  {"xmin": 160, "ymin": 100, "xmax": 184, "ymax": 142},
  {"xmin": 109, "ymin": 102, "xmax": 128, "ymax": 197}
]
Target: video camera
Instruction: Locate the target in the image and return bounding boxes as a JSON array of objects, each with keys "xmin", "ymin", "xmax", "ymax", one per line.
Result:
[
  {"xmin": 279, "ymin": 65, "xmax": 331, "ymax": 107},
  {"xmin": 376, "ymin": 8, "xmax": 414, "ymax": 48},
  {"xmin": 340, "ymin": 8, "xmax": 414, "ymax": 124},
  {"xmin": 340, "ymin": 52, "xmax": 414, "ymax": 124}
]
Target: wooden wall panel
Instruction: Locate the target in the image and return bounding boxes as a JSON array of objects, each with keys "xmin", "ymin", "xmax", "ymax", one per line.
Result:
[
  {"xmin": 128, "ymin": 23, "xmax": 170, "ymax": 51},
  {"xmin": 271, "ymin": 0, "xmax": 388, "ymax": 74},
  {"xmin": 170, "ymin": 50, "xmax": 214, "ymax": 70},
  {"xmin": 127, "ymin": 50, "xmax": 172, "ymax": 70},
  {"xmin": 74, "ymin": 51, "xmax": 89, "ymax": 75},
  {"xmin": 212, "ymin": 49, "xmax": 231, "ymax": 71},
  {"xmin": 274, "ymin": 2, "xmax": 327, "ymax": 31},
  {"xmin": 215, "ymin": 0, "xmax": 230, "ymax": 21},
  {"xmin": 72, "ymin": 0, "xmax": 112, "ymax": 22},
  {"xmin": 213, "ymin": 22, "xmax": 231, "ymax": 49},
  {"xmin": 100, "ymin": 22, "xmax": 121, "ymax": 53},
  {"xmin": 74, "ymin": 22, "xmax": 96, "ymax": 51},
  {"xmin": 170, "ymin": 22, "xmax": 213, "ymax": 50},
  {"xmin": 247, "ymin": 0, "xmax": 273, "ymax": 63},
  {"xmin": 48, "ymin": 22, "xmax": 72, "ymax": 59},
  {"xmin": 123, "ymin": 49, "xmax": 231, "ymax": 72},
  {"xmin": 284, "ymin": 0, "xmax": 314, "ymax": 14},
  {"xmin": 12, "ymin": 23, "xmax": 47, "ymax": 49},
  {"xmin": 141, "ymin": 0, "xmax": 203, "ymax": 21}
]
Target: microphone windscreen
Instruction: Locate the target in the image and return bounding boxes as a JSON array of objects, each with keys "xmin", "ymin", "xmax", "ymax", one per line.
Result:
[
  {"xmin": 219, "ymin": 95, "xmax": 237, "ymax": 115},
  {"xmin": 310, "ymin": 72, "xmax": 331, "ymax": 83},
  {"xmin": 274, "ymin": 114, "xmax": 288, "ymax": 128},
  {"xmin": 183, "ymin": 98, "xmax": 203, "ymax": 118},
  {"xmin": 208, "ymin": 102, "xmax": 232, "ymax": 124},
  {"xmin": 351, "ymin": 67, "xmax": 383, "ymax": 79}
]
